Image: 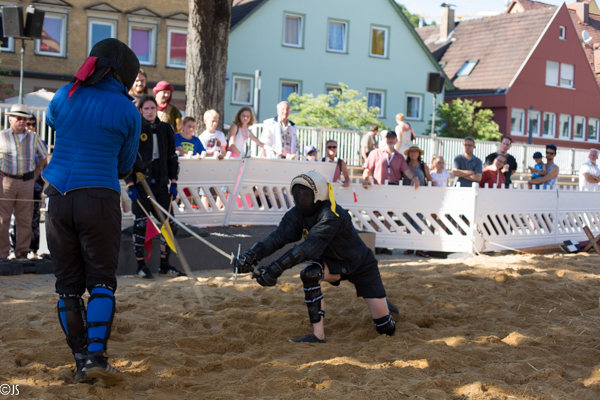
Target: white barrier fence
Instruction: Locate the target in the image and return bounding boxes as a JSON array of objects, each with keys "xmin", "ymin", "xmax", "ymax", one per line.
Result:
[{"xmin": 122, "ymin": 159, "xmax": 600, "ymax": 253}]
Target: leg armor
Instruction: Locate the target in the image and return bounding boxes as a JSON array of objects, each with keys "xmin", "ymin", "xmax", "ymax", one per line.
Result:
[
  {"xmin": 87, "ymin": 284, "xmax": 116, "ymax": 353},
  {"xmin": 373, "ymin": 314, "xmax": 396, "ymax": 336},
  {"xmin": 57, "ymin": 294, "xmax": 87, "ymax": 353},
  {"xmin": 133, "ymin": 216, "xmax": 146, "ymax": 259},
  {"xmin": 300, "ymin": 260, "xmax": 325, "ymax": 324}
]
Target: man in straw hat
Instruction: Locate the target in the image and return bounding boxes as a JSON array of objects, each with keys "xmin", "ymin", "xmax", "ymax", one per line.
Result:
[
  {"xmin": 234, "ymin": 170, "xmax": 398, "ymax": 343},
  {"xmin": 0, "ymin": 104, "xmax": 47, "ymax": 259},
  {"xmin": 43, "ymin": 38, "xmax": 142, "ymax": 385}
]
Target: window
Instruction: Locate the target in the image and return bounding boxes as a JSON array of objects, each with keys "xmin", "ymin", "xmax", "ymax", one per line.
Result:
[
  {"xmin": 589, "ymin": 118, "xmax": 599, "ymax": 141},
  {"xmin": 283, "ymin": 14, "xmax": 303, "ymax": 47},
  {"xmin": 280, "ymin": 81, "xmax": 299, "ymax": 101},
  {"xmin": 326, "ymin": 85, "xmax": 341, "ymax": 106},
  {"xmin": 88, "ymin": 20, "xmax": 116, "ymax": 54},
  {"xmin": 560, "ymin": 63, "xmax": 574, "ymax": 87},
  {"xmin": 0, "ymin": 12, "xmax": 14, "ymax": 52},
  {"xmin": 546, "ymin": 61, "xmax": 574, "ymax": 88},
  {"xmin": 457, "ymin": 60, "xmax": 478, "ymax": 77},
  {"xmin": 559, "ymin": 26, "xmax": 566, "ymax": 40},
  {"xmin": 167, "ymin": 28, "xmax": 187, "ymax": 68},
  {"xmin": 370, "ymin": 26, "xmax": 388, "ymax": 58},
  {"xmin": 559, "ymin": 114, "xmax": 571, "ymax": 139},
  {"xmin": 367, "ymin": 90, "xmax": 385, "ymax": 117},
  {"xmin": 511, "ymin": 108, "xmax": 525, "ymax": 135},
  {"xmin": 574, "ymin": 116, "xmax": 585, "ymax": 140},
  {"xmin": 405, "ymin": 94, "xmax": 422, "ymax": 120},
  {"xmin": 129, "ymin": 23, "xmax": 157, "ymax": 66},
  {"xmin": 232, "ymin": 76, "xmax": 253, "ymax": 105},
  {"xmin": 529, "ymin": 111, "xmax": 541, "ymax": 136},
  {"xmin": 327, "ymin": 20, "xmax": 347, "ymax": 53},
  {"xmin": 543, "ymin": 112, "xmax": 556, "ymax": 137},
  {"xmin": 35, "ymin": 13, "xmax": 67, "ymax": 57}
]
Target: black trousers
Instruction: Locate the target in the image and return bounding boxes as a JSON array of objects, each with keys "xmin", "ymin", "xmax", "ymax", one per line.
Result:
[
  {"xmin": 131, "ymin": 183, "xmax": 171, "ymax": 220},
  {"xmin": 45, "ymin": 185, "xmax": 121, "ymax": 295}
]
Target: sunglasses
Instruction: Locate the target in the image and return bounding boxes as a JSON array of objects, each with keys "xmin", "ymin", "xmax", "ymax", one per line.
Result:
[
  {"xmin": 26, "ymin": 123, "xmax": 36, "ymax": 127},
  {"xmin": 12, "ymin": 116, "xmax": 27, "ymax": 121},
  {"xmin": 546, "ymin": 151, "xmax": 555, "ymax": 155},
  {"xmin": 327, "ymin": 146, "xmax": 337, "ymax": 149}
]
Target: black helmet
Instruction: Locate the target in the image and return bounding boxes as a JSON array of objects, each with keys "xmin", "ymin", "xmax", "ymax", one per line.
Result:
[{"xmin": 84, "ymin": 38, "xmax": 140, "ymax": 89}]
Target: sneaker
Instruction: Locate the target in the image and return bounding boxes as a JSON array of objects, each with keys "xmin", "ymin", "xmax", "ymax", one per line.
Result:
[
  {"xmin": 84, "ymin": 352, "xmax": 123, "ymax": 385},
  {"xmin": 135, "ymin": 266, "xmax": 155, "ymax": 280},
  {"xmin": 289, "ymin": 333, "xmax": 326, "ymax": 344},
  {"xmin": 28, "ymin": 252, "xmax": 39, "ymax": 260},
  {"xmin": 74, "ymin": 352, "xmax": 91, "ymax": 383},
  {"xmin": 158, "ymin": 267, "xmax": 187, "ymax": 277}
]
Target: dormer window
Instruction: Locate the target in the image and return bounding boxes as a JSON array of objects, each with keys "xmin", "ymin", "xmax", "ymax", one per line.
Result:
[
  {"xmin": 457, "ymin": 60, "xmax": 478, "ymax": 77},
  {"xmin": 559, "ymin": 26, "xmax": 566, "ymax": 40}
]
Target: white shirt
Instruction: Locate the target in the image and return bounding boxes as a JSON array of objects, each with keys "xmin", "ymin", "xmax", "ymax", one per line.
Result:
[
  {"xmin": 430, "ymin": 170, "xmax": 451, "ymax": 187},
  {"xmin": 579, "ymin": 160, "xmax": 600, "ymax": 191},
  {"xmin": 199, "ymin": 130, "xmax": 227, "ymax": 155}
]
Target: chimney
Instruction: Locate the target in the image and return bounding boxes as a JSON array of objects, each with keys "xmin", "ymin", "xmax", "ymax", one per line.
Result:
[
  {"xmin": 577, "ymin": 1, "xmax": 589, "ymax": 24},
  {"xmin": 440, "ymin": 6, "xmax": 455, "ymax": 40}
]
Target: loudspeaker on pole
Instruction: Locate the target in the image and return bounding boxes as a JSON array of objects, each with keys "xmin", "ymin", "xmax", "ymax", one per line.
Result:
[
  {"xmin": 2, "ymin": 6, "xmax": 24, "ymax": 38},
  {"xmin": 24, "ymin": 6, "xmax": 44, "ymax": 39},
  {"xmin": 426, "ymin": 72, "xmax": 445, "ymax": 94}
]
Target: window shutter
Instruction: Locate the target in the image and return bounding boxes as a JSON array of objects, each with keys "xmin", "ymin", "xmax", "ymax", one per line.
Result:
[{"xmin": 545, "ymin": 61, "xmax": 559, "ymax": 85}]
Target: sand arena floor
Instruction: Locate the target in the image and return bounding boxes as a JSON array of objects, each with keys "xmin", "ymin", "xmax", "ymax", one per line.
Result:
[{"xmin": 1, "ymin": 252, "xmax": 600, "ymax": 399}]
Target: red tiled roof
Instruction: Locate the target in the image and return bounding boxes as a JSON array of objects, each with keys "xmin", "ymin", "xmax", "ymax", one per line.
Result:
[
  {"xmin": 513, "ymin": 0, "xmax": 556, "ymax": 11},
  {"xmin": 416, "ymin": 7, "xmax": 557, "ymax": 90},
  {"xmin": 568, "ymin": 8, "xmax": 600, "ymax": 86}
]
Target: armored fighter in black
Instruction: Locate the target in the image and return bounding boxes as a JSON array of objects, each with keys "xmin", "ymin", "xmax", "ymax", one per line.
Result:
[{"xmin": 235, "ymin": 171, "xmax": 397, "ymax": 343}]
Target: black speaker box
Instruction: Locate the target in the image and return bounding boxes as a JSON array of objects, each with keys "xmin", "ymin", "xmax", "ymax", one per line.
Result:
[
  {"xmin": 24, "ymin": 7, "xmax": 44, "ymax": 39},
  {"xmin": 2, "ymin": 7, "xmax": 24, "ymax": 38},
  {"xmin": 426, "ymin": 72, "xmax": 445, "ymax": 94}
]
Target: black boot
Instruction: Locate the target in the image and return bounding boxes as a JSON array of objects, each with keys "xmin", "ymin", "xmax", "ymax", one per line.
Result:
[{"xmin": 85, "ymin": 351, "xmax": 123, "ymax": 385}]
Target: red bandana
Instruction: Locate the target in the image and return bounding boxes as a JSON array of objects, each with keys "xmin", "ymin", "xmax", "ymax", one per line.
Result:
[{"xmin": 68, "ymin": 57, "xmax": 99, "ymax": 99}]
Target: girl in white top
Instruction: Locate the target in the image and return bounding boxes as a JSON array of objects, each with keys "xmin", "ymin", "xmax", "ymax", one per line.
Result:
[
  {"xmin": 394, "ymin": 113, "xmax": 415, "ymax": 156},
  {"xmin": 228, "ymin": 106, "xmax": 263, "ymax": 158},
  {"xmin": 430, "ymin": 155, "xmax": 452, "ymax": 187}
]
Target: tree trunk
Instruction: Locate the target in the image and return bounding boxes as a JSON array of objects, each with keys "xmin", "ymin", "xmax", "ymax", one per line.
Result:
[{"xmin": 186, "ymin": 0, "xmax": 232, "ymax": 131}]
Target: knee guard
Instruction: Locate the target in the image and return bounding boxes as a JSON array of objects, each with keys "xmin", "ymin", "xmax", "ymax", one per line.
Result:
[
  {"xmin": 87, "ymin": 284, "xmax": 116, "ymax": 353},
  {"xmin": 57, "ymin": 294, "xmax": 87, "ymax": 353},
  {"xmin": 300, "ymin": 260, "xmax": 325, "ymax": 324},
  {"xmin": 133, "ymin": 216, "xmax": 147, "ymax": 258},
  {"xmin": 373, "ymin": 314, "xmax": 396, "ymax": 336}
]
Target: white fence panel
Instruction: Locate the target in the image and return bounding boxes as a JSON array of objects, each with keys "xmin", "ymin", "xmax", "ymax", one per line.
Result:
[
  {"xmin": 227, "ymin": 158, "xmax": 336, "ymax": 226},
  {"xmin": 556, "ymin": 186, "xmax": 600, "ymax": 243},
  {"xmin": 121, "ymin": 158, "xmax": 242, "ymax": 228},
  {"xmin": 473, "ymin": 186, "xmax": 558, "ymax": 251},
  {"xmin": 334, "ymin": 184, "xmax": 476, "ymax": 252}
]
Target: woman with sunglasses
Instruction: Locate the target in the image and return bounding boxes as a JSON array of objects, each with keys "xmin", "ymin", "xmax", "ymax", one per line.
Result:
[{"xmin": 322, "ymin": 140, "xmax": 350, "ymax": 187}]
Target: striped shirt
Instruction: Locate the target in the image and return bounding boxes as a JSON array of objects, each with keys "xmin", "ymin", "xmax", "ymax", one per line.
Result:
[{"xmin": 0, "ymin": 128, "xmax": 47, "ymax": 176}]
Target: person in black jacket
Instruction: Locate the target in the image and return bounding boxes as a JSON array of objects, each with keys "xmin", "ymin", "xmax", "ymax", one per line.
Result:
[
  {"xmin": 125, "ymin": 95, "xmax": 185, "ymax": 279},
  {"xmin": 234, "ymin": 171, "xmax": 397, "ymax": 343}
]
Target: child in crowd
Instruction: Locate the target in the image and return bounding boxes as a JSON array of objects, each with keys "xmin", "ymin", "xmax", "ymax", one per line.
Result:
[
  {"xmin": 199, "ymin": 109, "xmax": 227, "ymax": 159},
  {"xmin": 305, "ymin": 145, "xmax": 318, "ymax": 161},
  {"xmin": 228, "ymin": 107, "xmax": 263, "ymax": 158},
  {"xmin": 175, "ymin": 117, "xmax": 205, "ymax": 158},
  {"xmin": 527, "ymin": 151, "xmax": 546, "ymax": 189},
  {"xmin": 429, "ymin": 155, "xmax": 451, "ymax": 187}
]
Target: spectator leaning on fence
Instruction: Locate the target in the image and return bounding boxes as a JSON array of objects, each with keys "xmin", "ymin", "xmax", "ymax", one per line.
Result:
[
  {"xmin": 430, "ymin": 155, "xmax": 451, "ymax": 187},
  {"xmin": 528, "ymin": 144, "xmax": 559, "ymax": 189},
  {"xmin": 360, "ymin": 124, "xmax": 379, "ymax": 163},
  {"xmin": 578, "ymin": 148, "xmax": 600, "ymax": 191},
  {"xmin": 362, "ymin": 130, "xmax": 419, "ymax": 187},
  {"xmin": 480, "ymin": 153, "xmax": 506, "ymax": 188},
  {"xmin": 228, "ymin": 106, "xmax": 263, "ymax": 158},
  {"xmin": 0, "ymin": 104, "xmax": 47, "ymax": 260},
  {"xmin": 453, "ymin": 137, "xmax": 483, "ymax": 187},
  {"xmin": 484, "ymin": 136, "xmax": 517, "ymax": 187},
  {"xmin": 323, "ymin": 139, "xmax": 350, "ymax": 187},
  {"xmin": 260, "ymin": 101, "xmax": 298, "ymax": 159},
  {"xmin": 175, "ymin": 117, "xmax": 205, "ymax": 158},
  {"xmin": 199, "ymin": 109, "xmax": 227, "ymax": 159}
]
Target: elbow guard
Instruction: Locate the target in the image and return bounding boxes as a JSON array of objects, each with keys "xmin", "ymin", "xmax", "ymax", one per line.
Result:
[{"xmin": 275, "ymin": 246, "xmax": 304, "ymax": 272}]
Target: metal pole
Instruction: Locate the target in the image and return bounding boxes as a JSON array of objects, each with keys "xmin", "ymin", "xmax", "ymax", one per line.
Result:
[
  {"xmin": 430, "ymin": 93, "xmax": 437, "ymax": 137},
  {"xmin": 254, "ymin": 69, "xmax": 261, "ymax": 121},
  {"xmin": 19, "ymin": 39, "xmax": 25, "ymax": 104}
]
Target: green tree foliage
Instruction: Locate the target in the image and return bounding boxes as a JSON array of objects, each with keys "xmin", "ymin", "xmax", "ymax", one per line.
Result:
[
  {"xmin": 426, "ymin": 98, "xmax": 501, "ymax": 141},
  {"xmin": 396, "ymin": 3, "xmax": 435, "ymax": 28},
  {"xmin": 287, "ymin": 83, "xmax": 389, "ymax": 131}
]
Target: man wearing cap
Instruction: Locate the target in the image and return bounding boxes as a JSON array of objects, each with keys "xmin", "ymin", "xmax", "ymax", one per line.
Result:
[
  {"xmin": 234, "ymin": 171, "xmax": 398, "ymax": 343},
  {"xmin": 362, "ymin": 130, "xmax": 419, "ymax": 187},
  {"xmin": 43, "ymin": 38, "xmax": 142, "ymax": 385},
  {"xmin": 578, "ymin": 148, "xmax": 600, "ymax": 191},
  {"xmin": 153, "ymin": 80, "xmax": 182, "ymax": 132},
  {"xmin": 0, "ymin": 104, "xmax": 47, "ymax": 259}
]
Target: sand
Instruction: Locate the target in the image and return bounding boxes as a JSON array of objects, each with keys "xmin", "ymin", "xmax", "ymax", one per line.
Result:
[{"xmin": 1, "ymin": 252, "xmax": 600, "ymax": 399}]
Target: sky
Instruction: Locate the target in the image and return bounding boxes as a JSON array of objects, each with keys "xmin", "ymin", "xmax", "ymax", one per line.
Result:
[{"xmin": 399, "ymin": 0, "xmax": 566, "ymax": 25}]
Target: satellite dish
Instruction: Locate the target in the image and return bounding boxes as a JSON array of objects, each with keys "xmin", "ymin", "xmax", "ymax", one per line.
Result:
[{"xmin": 583, "ymin": 30, "xmax": 592, "ymax": 44}]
